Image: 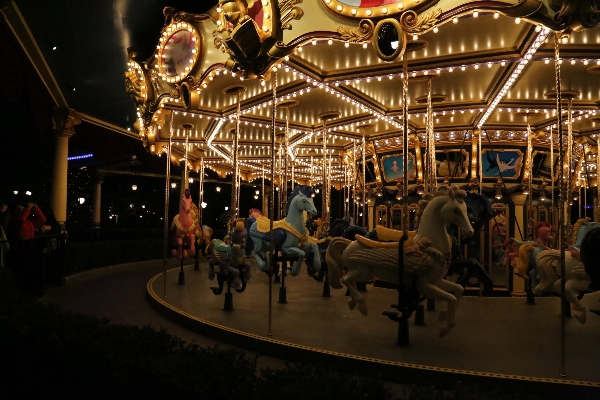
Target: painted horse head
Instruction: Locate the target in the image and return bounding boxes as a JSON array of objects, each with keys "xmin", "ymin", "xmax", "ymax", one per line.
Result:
[
  {"xmin": 432, "ymin": 186, "xmax": 474, "ymax": 238},
  {"xmin": 180, "ymin": 188, "xmax": 192, "ymax": 215},
  {"xmin": 287, "ymin": 185, "xmax": 317, "ymax": 217},
  {"xmin": 230, "ymin": 218, "xmax": 247, "ymax": 251}
]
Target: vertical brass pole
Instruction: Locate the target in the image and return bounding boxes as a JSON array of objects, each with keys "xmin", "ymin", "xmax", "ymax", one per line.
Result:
[
  {"xmin": 402, "ymin": 47, "xmax": 409, "ymax": 232},
  {"xmin": 551, "ymin": 126, "xmax": 554, "ymax": 209},
  {"xmin": 230, "ymin": 90, "xmax": 241, "ymax": 231},
  {"xmin": 262, "ymin": 165, "xmax": 265, "ymax": 216},
  {"xmin": 268, "ymin": 68, "xmax": 277, "ymax": 336},
  {"xmin": 527, "ymin": 116, "xmax": 533, "ymax": 238},
  {"xmin": 323, "ymin": 119, "xmax": 328, "ymax": 232},
  {"xmin": 362, "ymin": 131, "xmax": 366, "ymax": 229},
  {"xmin": 198, "ymin": 149, "xmax": 204, "ymax": 229},
  {"xmin": 554, "ymin": 33, "xmax": 567, "ymax": 378},
  {"xmin": 163, "ymin": 115, "xmax": 173, "ymax": 297}
]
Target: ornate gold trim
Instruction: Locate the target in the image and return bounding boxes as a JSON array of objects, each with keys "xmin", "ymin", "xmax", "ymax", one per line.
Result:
[
  {"xmin": 337, "ymin": 19, "xmax": 374, "ymax": 43},
  {"xmin": 322, "ymin": 0, "xmax": 438, "ymax": 20}
]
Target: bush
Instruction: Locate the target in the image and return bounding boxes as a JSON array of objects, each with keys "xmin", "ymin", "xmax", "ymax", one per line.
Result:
[{"xmin": 0, "ymin": 270, "xmax": 392, "ymax": 399}]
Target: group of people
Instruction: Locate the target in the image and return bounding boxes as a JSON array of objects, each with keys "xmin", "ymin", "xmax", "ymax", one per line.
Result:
[{"xmin": 0, "ymin": 202, "xmax": 59, "ymax": 268}]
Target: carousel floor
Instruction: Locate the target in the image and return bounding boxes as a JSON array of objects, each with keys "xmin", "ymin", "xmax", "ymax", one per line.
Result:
[{"xmin": 147, "ymin": 260, "xmax": 600, "ymax": 394}]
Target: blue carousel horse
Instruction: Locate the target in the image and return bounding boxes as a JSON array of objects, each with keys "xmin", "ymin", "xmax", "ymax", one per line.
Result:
[{"xmin": 249, "ymin": 185, "xmax": 321, "ymax": 276}]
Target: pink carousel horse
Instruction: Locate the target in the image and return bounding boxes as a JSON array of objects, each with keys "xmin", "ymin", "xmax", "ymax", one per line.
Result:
[{"xmin": 171, "ymin": 188, "xmax": 197, "ymax": 260}]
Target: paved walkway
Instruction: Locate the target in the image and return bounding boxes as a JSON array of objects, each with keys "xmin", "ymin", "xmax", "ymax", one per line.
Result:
[{"xmin": 39, "ymin": 258, "xmax": 286, "ymax": 371}]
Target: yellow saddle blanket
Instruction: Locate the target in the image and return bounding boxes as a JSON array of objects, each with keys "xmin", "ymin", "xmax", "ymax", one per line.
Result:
[
  {"xmin": 355, "ymin": 230, "xmax": 422, "ymax": 250},
  {"xmin": 255, "ymin": 215, "xmax": 310, "ymax": 247}
]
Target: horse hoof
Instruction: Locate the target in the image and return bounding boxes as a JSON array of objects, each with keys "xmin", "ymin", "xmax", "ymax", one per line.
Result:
[
  {"xmin": 358, "ymin": 305, "xmax": 368, "ymax": 316},
  {"xmin": 438, "ymin": 311, "xmax": 447, "ymax": 322},
  {"xmin": 348, "ymin": 299, "xmax": 356, "ymax": 311},
  {"xmin": 440, "ymin": 322, "xmax": 456, "ymax": 338}
]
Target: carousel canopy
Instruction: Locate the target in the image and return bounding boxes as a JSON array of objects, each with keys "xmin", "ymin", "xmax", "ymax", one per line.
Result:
[{"xmin": 5, "ymin": 0, "xmax": 600, "ymax": 189}]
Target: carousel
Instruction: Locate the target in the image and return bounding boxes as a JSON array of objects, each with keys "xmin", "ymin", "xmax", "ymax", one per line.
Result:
[{"xmin": 126, "ymin": 0, "xmax": 600, "ymax": 391}]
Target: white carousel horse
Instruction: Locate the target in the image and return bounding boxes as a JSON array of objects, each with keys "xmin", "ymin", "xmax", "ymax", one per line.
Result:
[
  {"xmin": 514, "ymin": 219, "xmax": 600, "ymax": 324},
  {"xmin": 249, "ymin": 185, "xmax": 321, "ymax": 276},
  {"xmin": 171, "ymin": 189, "xmax": 197, "ymax": 260},
  {"xmin": 325, "ymin": 186, "xmax": 474, "ymax": 337}
]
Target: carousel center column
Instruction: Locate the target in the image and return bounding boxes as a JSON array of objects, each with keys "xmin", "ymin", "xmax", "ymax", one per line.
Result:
[
  {"xmin": 50, "ymin": 108, "xmax": 81, "ymax": 231},
  {"xmin": 510, "ymin": 192, "xmax": 528, "ymax": 241},
  {"xmin": 510, "ymin": 191, "xmax": 528, "ymax": 293}
]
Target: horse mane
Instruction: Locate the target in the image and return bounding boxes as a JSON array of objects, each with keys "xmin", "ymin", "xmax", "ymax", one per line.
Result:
[
  {"xmin": 414, "ymin": 185, "xmax": 467, "ymax": 230},
  {"xmin": 287, "ymin": 185, "xmax": 314, "ymax": 212},
  {"xmin": 234, "ymin": 218, "xmax": 245, "ymax": 232},
  {"xmin": 515, "ymin": 244, "xmax": 535, "ymax": 279},
  {"xmin": 248, "ymin": 208, "xmax": 262, "ymax": 217},
  {"xmin": 572, "ymin": 217, "xmax": 590, "ymax": 242}
]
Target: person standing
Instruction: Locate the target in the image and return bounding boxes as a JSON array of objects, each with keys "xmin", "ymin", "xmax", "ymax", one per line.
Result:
[
  {"xmin": 8, "ymin": 203, "xmax": 46, "ymax": 243},
  {"xmin": 0, "ymin": 204, "xmax": 10, "ymax": 233},
  {"xmin": 0, "ymin": 225, "xmax": 8, "ymax": 267}
]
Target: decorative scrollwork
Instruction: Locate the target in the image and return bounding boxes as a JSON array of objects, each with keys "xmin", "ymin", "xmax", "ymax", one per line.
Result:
[
  {"xmin": 169, "ymin": 87, "xmax": 180, "ymax": 99},
  {"xmin": 550, "ymin": 0, "xmax": 600, "ymax": 30},
  {"xmin": 337, "ymin": 19, "xmax": 374, "ymax": 43},
  {"xmin": 281, "ymin": 7, "xmax": 304, "ymax": 30},
  {"xmin": 400, "ymin": 8, "xmax": 442, "ymax": 34},
  {"xmin": 184, "ymin": 76, "xmax": 202, "ymax": 91}
]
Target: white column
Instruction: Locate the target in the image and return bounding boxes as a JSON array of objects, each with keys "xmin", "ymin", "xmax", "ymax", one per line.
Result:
[
  {"xmin": 91, "ymin": 172, "xmax": 104, "ymax": 227},
  {"xmin": 50, "ymin": 109, "xmax": 81, "ymax": 229}
]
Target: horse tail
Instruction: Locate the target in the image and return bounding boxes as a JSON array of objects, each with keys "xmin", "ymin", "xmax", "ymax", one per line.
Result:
[
  {"xmin": 515, "ymin": 244, "xmax": 534, "ymax": 280},
  {"xmin": 532, "ymin": 250, "xmax": 559, "ymax": 295},
  {"xmin": 326, "ymin": 238, "xmax": 351, "ymax": 289}
]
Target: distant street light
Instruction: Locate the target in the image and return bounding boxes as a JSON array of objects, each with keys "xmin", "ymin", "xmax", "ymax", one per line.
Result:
[
  {"xmin": 132, "ymin": 185, "xmax": 137, "ymax": 191},
  {"xmin": 201, "ymin": 202, "xmax": 207, "ymax": 209},
  {"xmin": 171, "ymin": 182, "xmax": 177, "ymax": 189},
  {"xmin": 13, "ymin": 191, "xmax": 18, "ymax": 195},
  {"xmin": 216, "ymin": 186, "xmax": 221, "ymax": 192},
  {"xmin": 78, "ymin": 198, "xmax": 85, "ymax": 204},
  {"xmin": 225, "ymin": 206, "xmax": 229, "ymax": 211},
  {"xmin": 25, "ymin": 191, "xmax": 32, "ymax": 196}
]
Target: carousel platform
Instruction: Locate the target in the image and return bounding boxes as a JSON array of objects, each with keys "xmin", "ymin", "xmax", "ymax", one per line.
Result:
[{"xmin": 147, "ymin": 260, "xmax": 600, "ymax": 396}]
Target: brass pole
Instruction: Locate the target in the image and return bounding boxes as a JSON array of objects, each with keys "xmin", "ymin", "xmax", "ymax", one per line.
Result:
[
  {"xmin": 268, "ymin": 68, "xmax": 278, "ymax": 336},
  {"xmin": 362, "ymin": 130, "xmax": 366, "ymax": 229},
  {"xmin": 198, "ymin": 148, "xmax": 204, "ymax": 229},
  {"xmin": 554, "ymin": 33, "xmax": 567, "ymax": 378},
  {"xmin": 163, "ymin": 115, "xmax": 173, "ymax": 297},
  {"xmin": 402, "ymin": 47, "xmax": 409, "ymax": 232},
  {"xmin": 230, "ymin": 89, "xmax": 241, "ymax": 231},
  {"xmin": 322, "ymin": 119, "xmax": 329, "ymax": 233}
]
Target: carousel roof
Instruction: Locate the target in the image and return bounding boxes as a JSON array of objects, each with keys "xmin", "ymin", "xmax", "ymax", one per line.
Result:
[{"xmin": 5, "ymin": 0, "xmax": 600, "ymax": 187}]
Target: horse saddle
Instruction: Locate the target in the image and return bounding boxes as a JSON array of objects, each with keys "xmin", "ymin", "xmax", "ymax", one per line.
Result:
[
  {"xmin": 254, "ymin": 215, "xmax": 288, "ymax": 233},
  {"xmin": 212, "ymin": 239, "xmax": 232, "ymax": 255},
  {"xmin": 355, "ymin": 231, "xmax": 419, "ymax": 249},
  {"xmin": 376, "ymin": 225, "xmax": 411, "ymax": 241}
]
